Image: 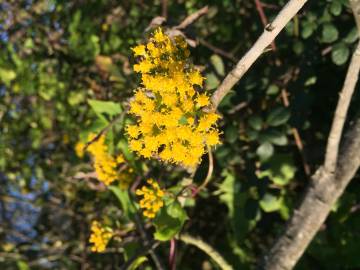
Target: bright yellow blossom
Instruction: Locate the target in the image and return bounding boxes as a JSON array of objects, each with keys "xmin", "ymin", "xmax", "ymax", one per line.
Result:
[
  {"xmin": 132, "ymin": 44, "xmax": 146, "ymax": 56},
  {"xmin": 89, "ymin": 221, "xmax": 113, "ymax": 253},
  {"xmin": 127, "ymin": 28, "xmax": 220, "ymax": 167},
  {"xmin": 196, "ymin": 94, "xmax": 210, "ymax": 107},
  {"xmin": 86, "ymin": 134, "xmax": 132, "ymax": 188},
  {"xmin": 136, "ymin": 179, "xmax": 165, "ymax": 218}
]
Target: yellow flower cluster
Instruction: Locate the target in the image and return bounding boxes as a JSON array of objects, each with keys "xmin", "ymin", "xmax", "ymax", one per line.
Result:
[
  {"xmin": 89, "ymin": 221, "xmax": 113, "ymax": 252},
  {"xmin": 86, "ymin": 134, "xmax": 132, "ymax": 188},
  {"xmin": 136, "ymin": 179, "xmax": 165, "ymax": 218},
  {"xmin": 127, "ymin": 28, "xmax": 220, "ymax": 167}
]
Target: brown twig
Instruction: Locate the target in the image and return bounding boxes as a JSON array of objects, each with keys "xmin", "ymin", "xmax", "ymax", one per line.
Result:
[
  {"xmin": 199, "ymin": 38, "xmax": 237, "ymax": 62},
  {"xmin": 280, "ymin": 86, "xmax": 311, "ymax": 176},
  {"xmin": 174, "ymin": 6, "xmax": 209, "ymax": 30},
  {"xmin": 161, "ymin": 0, "xmax": 168, "ymax": 19}
]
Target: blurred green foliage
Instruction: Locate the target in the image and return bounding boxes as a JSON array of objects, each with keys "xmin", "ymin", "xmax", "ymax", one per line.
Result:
[{"xmin": 0, "ymin": 0, "xmax": 360, "ymax": 269}]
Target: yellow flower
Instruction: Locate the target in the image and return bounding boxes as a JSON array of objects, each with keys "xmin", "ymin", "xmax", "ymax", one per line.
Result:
[
  {"xmin": 89, "ymin": 221, "xmax": 113, "ymax": 253},
  {"xmin": 127, "ymin": 28, "xmax": 221, "ymax": 167},
  {"xmin": 86, "ymin": 134, "xmax": 132, "ymax": 188},
  {"xmin": 188, "ymin": 70, "xmax": 204, "ymax": 86},
  {"xmin": 136, "ymin": 179, "xmax": 165, "ymax": 218},
  {"xmin": 127, "ymin": 125, "xmax": 140, "ymax": 138},
  {"xmin": 132, "ymin": 44, "xmax": 146, "ymax": 56},
  {"xmin": 196, "ymin": 94, "xmax": 210, "ymax": 107}
]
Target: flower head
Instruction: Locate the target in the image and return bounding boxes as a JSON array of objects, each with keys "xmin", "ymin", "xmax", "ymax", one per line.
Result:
[
  {"xmin": 136, "ymin": 179, "xmax": 165, "ymax": 219},
  {"xmin": 89, "ymin": 221, "xmax": 113, "ymax": 253},
  {"xmin": 128, "ymin": 28, "xmax": 221, "ymax": 167},
  {"xmin": 85, "ymin": 134, "xmax": 133, "ymax": 188}
]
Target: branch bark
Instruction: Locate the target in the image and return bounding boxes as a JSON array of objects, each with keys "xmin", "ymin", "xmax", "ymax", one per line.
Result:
[
  {"xmin": 211, "ymin": 0, "xmax": 308, "ymax": 109},
  {"xmin": 324, "ymin": 42, "xmax": 360, "ymax": 173}
]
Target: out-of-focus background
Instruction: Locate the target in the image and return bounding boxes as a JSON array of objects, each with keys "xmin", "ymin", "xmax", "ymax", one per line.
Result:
[{"xmin": 1, "ymin": 0, "xmax": 360, "ymax": 269}]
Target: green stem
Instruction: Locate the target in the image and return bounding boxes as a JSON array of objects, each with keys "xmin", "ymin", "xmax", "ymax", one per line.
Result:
[{"xmin": 177, "ymin": 234, "xmax": 233, "ymax": 270}]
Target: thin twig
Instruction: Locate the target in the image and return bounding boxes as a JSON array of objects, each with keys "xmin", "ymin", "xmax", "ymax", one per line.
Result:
[
  {"xmin": 161, "ymin": 0, "xmax": 168, "ymax": 19},
  {"xmin": 199, "ymin": 38, "xmax": 237, "ymax": 62},
  {"xmin": 174, "ymin": 6, "xmax": 209, "ymax": 30},
  {"xmin": 211, "ymin": 0, "xmax": 308, "ymax": 109},
  {"xmin": 177, "ymin": 234, "xmax": 233, "ymax": 270},
  {"xmin": 280, "ymin": 87, "xmax": 311, "ymax": 176},
  {"xmin": 195, "ymin": 148, "xmax": 214, "ymax": 194}
]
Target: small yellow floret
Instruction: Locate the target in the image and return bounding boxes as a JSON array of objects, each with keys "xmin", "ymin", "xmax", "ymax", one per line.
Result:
[
  {"xmin": 136, "ymin": 179, "xmax": 165, "ymax": 219},
  {"xmin": 132, "ymin": 45, "xmax": 146, "ymax": 56},
  {"xmin": 89, "ymin": 221, "xmax": 113, "ymax": 253}
]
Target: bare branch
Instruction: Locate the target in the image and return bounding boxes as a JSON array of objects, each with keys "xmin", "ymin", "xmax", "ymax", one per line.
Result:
[
  {"xmin": 211, "ymin": 0, "xmax": 308, "ymax": 109},
  {"xmin": 324, "ymin": 42, "xmax": 360, "ymax": 173}
]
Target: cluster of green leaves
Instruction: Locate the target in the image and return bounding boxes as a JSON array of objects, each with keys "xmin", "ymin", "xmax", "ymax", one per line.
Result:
[{"xmin": 1, "ymin": 0, "xmax": 360, "ymax": 269}]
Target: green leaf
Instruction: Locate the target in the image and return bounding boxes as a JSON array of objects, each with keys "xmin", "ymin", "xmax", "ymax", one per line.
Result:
[
  {"xmin": 266, "ymin": 84, "xmax": 280, "ymax": 95},
  {"xmin": 214, "ymin": 170, "xmax": 259, "ymax": 241},
  {"xmin": 248, "ymin": 116, "xmax": 263, "ymax": 131},
  {"xmin": 256, "ymin": 142, "xmax": 274, "ymax": 161},
  {"xmin": 301, "ymin": 22, "xmax": 315, "ymax": 39},
  {"xmin": 153, "ymin": 201, "xmax": 187, "ymax": 241},
  {"xmin": 322, "ymin": 24, "xmax": 339, "ymax": 43},
  {"xmin": 332, "ymin": 43, "xmax": 350, "ymax": 66},
  {"xmin": 88, "ymin": 99, "xmax": 122, "ymax": 121},
  {"xmin": 0, "ymin": 68, "xmax": 16, "ymax": 86},
  {"xmin": 225, "ymin": 125, "xmax": 238, "ymax": 143},
  {"xmin": 266, "ymin": 107, "xmax": 290, "ymax": 127},
  {"xmin": 16, "ymin": 261, "xmax": 30, "ymax": 270},
  {"xmin": 210, "ymin": 54, "xmax": 225, "ymax": 76},
  {"xmin": 330, "ymin": 2, "xmax": 342, "ymax": 16},
  {"xmin": 304, "ymin": 76, "xmax": 317, "ymax": 86},
  {"xmin": 344, "ymin": 28, "xmax": 358, "ymax": 44},
  {"xmin": 292, "ymin": 41, "xmax": 304, "ymax": 55},
  {"xmin": 205, "ymin": 72, "xmax": 220, "ymax": 90},
  {"xmin": 258, "ymin": 154, "xmax": 296, "ymax": 186},
  {"xmin": 259, "ymin": 193, "xmax": 282, "ymax": 212},
  {"xmin": 258, "ymin": 129, "xmax": 288, "ymax": 146},
  {"xmin": 108, "ymin": 186, "xmax": 136, "ymax": 217}
]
